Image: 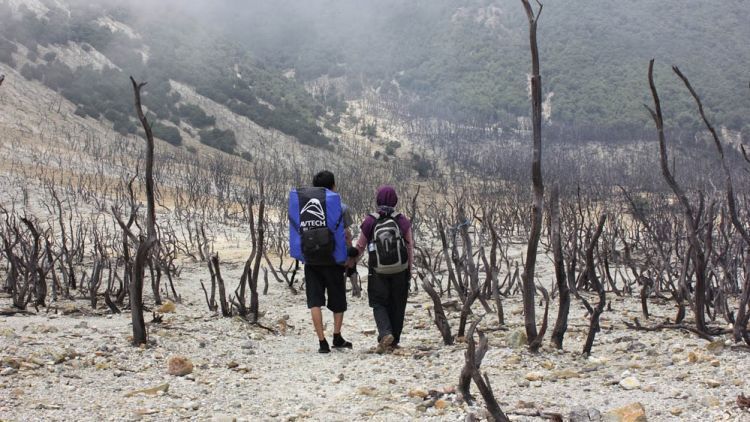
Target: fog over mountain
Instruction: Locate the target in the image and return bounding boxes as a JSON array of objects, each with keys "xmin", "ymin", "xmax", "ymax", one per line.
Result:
[
  {"xmin": 177, "ymin": 0, "xmax": 750, "ymax": 137},
  {"xmin": 2, "ymin": 0, "xmax": 748, "ymax": 149}
]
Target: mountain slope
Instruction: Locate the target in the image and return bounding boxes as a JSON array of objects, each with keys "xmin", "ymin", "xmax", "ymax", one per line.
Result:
[
  {"xmin": 0, "ymin": 0, "xmax": 337, "ymax": 153},
  {"xmin": 192, "ymin": 0, "xmax": 750, "ymax": 138}
]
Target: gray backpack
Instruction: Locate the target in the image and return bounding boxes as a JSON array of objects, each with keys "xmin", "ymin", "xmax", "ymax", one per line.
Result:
[{"xmin": 369, "ymin": 212, "xmax": 409, "ymax": 275}]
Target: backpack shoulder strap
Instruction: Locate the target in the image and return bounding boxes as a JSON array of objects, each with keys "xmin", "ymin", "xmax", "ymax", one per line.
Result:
[
  {"xmin": 370, "ymin": 212, "xmax": 381, "ymax": 220},
  {"xmin": 390, "ymin": 212, "xmax": 401, "ymax": 219}
]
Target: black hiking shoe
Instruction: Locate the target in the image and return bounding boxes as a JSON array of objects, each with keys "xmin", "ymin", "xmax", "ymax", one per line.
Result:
[
  {"xmin": 333, "ymin": 333, "xmax": 353, "ymax": 349},
  {"xmin": 319, "ymin": 339, "xmax": 331, "ymax": 354}
]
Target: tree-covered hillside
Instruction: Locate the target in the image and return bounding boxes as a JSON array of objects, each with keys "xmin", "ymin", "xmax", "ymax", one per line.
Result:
[
  {"xmin": 0, "ymin": 0, "xmax": 336, "ymax": 152},
  {"xmin": 191, "ymin": 0, "xmax": 750, "ymax": 139}
]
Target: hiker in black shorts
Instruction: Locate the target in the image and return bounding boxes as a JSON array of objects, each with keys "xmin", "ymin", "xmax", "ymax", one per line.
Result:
[{"xmin": 305, "ymin": 171, "xmax": 354, "ymax": 353}]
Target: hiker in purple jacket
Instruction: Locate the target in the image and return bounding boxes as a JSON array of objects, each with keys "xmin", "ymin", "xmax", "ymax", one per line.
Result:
[{"xmin": 350, "ymin": 186, "xmax": 414, "ymax": 353}]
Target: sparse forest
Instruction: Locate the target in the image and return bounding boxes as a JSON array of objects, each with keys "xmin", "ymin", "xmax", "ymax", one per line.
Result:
[{"xmin": 0, "ymin": 0, "xmax": 749, "ymax": 421}]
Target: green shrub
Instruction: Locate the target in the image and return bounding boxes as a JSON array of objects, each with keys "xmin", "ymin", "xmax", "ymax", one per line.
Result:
[
  {"xmin": 152, "ymin": 122, "xmax": 183, "ymax": 146},
  {"xmin": 199, "ymin": 128, "xmax": 236, "ymax": 153},
  {"xmin": 178, "ymin": 104, "xmax": 215, "ymax": 128}
]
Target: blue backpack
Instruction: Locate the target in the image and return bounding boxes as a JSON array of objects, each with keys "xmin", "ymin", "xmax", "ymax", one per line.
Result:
[{"xmin": 289, "ymin": 188, "xmax": 347, "ymax": 265}]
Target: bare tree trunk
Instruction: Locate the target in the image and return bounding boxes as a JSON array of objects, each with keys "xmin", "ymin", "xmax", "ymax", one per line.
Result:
[
  {"xmin": 211, "ymin": 254, "xmax": 230, "ymax": 317},
  {"xmin": 673, "ymin": 67, "xmax": 750, "ymax": 343},
  {"xmin": 646, "ymin": 61, "xmax": 708, "ymax": 334},
  {"xmin": 582, "ymin": 214, "xmax": 607, "ymax": 356},
  {"xmin": 128, "ymin": 76, "xmax": 158, "ymax": 346},
  {"xmin": 520, "ymin": 0, "xmax": 545, "ymax": 345},
  {"xmin": 249, "ymin": 179, "xmax": 265, "ymax": 322},
  {"xmin": 458, "ymin": 317, "xmax": 509, "ymax": 421},
  {"xmin": 418, "ymin": 271, "xmax": 453, "ymax": 345},
  {"xmin": 550, "ymin": 185, "xmax": 569, "ymax": 349}
]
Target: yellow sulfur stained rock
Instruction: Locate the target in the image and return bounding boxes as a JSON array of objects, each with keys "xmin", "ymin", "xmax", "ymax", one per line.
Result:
[
  {"xmin": 157, "ymin": 301, "xmax": 176, "ymax": 313},
  {"xmin": 604, "ymin": 402, "xmax": 647, "ymax": 422},
  {"xmin": 167, "ymin": 356, "xmax": 193, "ymax": 376},
  {"xmin": 434, "ymin": 399, "xmax": 448, "ymax": 410}
]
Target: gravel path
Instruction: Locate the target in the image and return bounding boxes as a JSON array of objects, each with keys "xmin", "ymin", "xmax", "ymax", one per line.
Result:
[{"xmin": 1, "ymin": 258, "xmax": 749, "ymax": 421}]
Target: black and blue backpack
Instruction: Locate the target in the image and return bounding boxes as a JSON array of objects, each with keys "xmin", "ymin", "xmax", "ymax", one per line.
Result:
[{"xmin": 289, "ymin": 187, "xmax": 347, "ymax": 265}]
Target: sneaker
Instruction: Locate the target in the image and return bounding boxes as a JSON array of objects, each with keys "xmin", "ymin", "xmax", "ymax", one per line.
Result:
[
  {"xmin": 376, "ymin": 334, "xmax": 394, "ymax": 354},
  {"xmin": 318, "ymin": 339, "xmax": 331, "ymax": 354}
]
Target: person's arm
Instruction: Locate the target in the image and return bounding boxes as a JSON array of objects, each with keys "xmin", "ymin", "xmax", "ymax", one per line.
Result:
[{"xmin": 354, "ymin": 231, "xmax": 368, "ymax": 260}]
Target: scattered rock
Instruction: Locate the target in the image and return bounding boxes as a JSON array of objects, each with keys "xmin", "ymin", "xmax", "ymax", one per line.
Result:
[
  {"xmin": 357, "ymin": 386, "xmax": 377, "ymax": 397},
  {"xmin": 553, "ymin": 369, "xmax": 581, "ymax": 380},
  {"xmin": 434, "ymin": 399, "xmax": 448, "ymax": 410},
  {"xmin": 407, "ymin": 389, "xmax": 428, "ymax": 399},
  {"xmin": 61, "ymin": 304, "xmax": 80, "ymax": 315},
  {"xmin": 240, "ymin": 341, "xmax": 255, "ymax": 350},
  {"xmin": 1, "ymin": 357, "xmax": 21, "ymax": 369},
  {"xmin": 705, "ymin": 379, "xmax": 721, "ymax": 388},
  {"xmin": 182, "ymin": 401, "xmax": 200, "ymax": 410},
  {"xmin": 619, "ymin": 377, "xmax": 640, "ymax": 390},
  {"xmin": 1, "ymin": 368, "xmax": 17, "ymax": 376},
  {"xmin": 125, "ymin": 383, "xmax": 170, "ymax": 397},
  {"xmin": 525, "ymin": 371, "xmax": 544, "ymax": 381},
  {"xmin": 157, "ymin": 301, "xmax": 176, "ymax": 313},
  {"xmin": 508, "ymin": 329, "xmax": 528, "ymax": 348},
  {"xmin": 702, "ymin": 396, "xmax": 721, "ymax": 407},
  {"xmin": 167, "ymin": 356, "xmax": 193, "ymax": 376},
  {"xmin": 670, "ymin": 408, "xmax": 683, "ymax": 416},
  {"xmin": 604, "ymin": 402, "xmax": 646, "ymax": 422},
  {"xmin": 569, "ymin": 406, "xmax": 601, "ymax": 422},
  {"xmin": 705, "ymin": 340, "xmax": 724, "ymax": 354}
]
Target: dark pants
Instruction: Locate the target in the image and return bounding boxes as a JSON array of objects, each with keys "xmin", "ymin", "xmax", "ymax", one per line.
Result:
[{"xmin": 368, "ymin": 270, "xmax": 410, "ymax": 345}]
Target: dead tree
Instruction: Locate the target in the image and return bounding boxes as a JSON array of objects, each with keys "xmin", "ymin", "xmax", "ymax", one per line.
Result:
[
  {"xmin": 550, "ymin": 185, "xmax": 570, "ymax": 349},
  {"xmin": 0, "ymin": 215, "xmax": 53, "ymax": 310},
  {"xmin": 235, "ymin": 177, "xmax": 266, "ymax": 321},
  {"xmin": 520, "ymin": 0, "xmax": 545, "ymax": 345},
  {"xmin": 417, "ymin": 248, "xmax": 454, "ymax": 345},
  {"xmin": 457, "ymin": 317, "xmax": 509, "ymax": 422},
  {"xmin": 582, "ymin": 214, "xmax": 607, "ymax": 356},
  {"xmin": 674, "ymin": 67, "xmax": 750, "ymax": 344},
  {"xmin": 208, "ymin": 254, "xmax": 230, "ymax": 316},
  {"xmin": 646, "ymin": 61, "xmax": 709, "ymax": 334},
  {"xmin": 126, "ymin": 76, "xmax": 158, "ymax": 346}
]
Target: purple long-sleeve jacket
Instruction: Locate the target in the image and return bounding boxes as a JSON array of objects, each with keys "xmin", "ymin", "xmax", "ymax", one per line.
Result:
[{"xmin": 352, "ymin": 186, "xmax": 414, "ymax": 269}]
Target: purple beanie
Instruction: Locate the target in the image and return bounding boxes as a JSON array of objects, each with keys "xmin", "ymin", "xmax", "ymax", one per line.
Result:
[{"xmin": 376, "ymin": 186, "xmax": 398, "ymax": 207}]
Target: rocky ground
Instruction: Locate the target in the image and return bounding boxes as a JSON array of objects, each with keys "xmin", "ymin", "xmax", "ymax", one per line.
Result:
[{"xmin": 1, "ymin": 255, "xmax": 749, "ymax": 422}]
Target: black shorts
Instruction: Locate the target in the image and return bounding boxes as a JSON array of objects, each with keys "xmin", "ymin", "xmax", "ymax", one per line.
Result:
[{"xmin": 305, "ymin": 264, "xmax": 347, "ymax": 313}]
